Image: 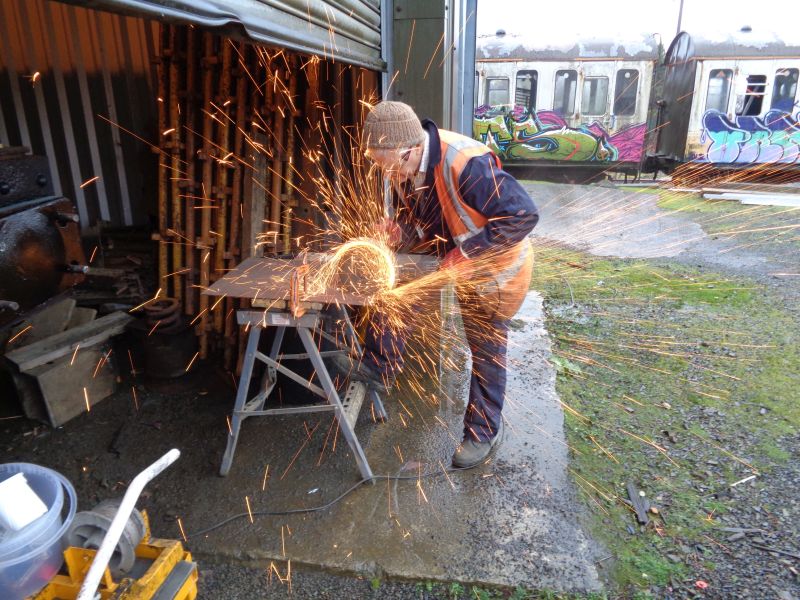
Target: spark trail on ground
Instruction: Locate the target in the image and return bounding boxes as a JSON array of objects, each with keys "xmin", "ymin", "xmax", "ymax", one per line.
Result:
[{"xmin": 84, "ymin": 28, "xmax": 800, "ymax": 588}]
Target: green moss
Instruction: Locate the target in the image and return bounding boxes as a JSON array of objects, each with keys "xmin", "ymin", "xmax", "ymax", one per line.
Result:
[
  {"xmin": 656, "ymin": 190, "xmax": 800, "ymax": 252},
  {"xmin": 656, "ymin": 191, "xmax": 732, "ymax": 214},
  {"xmin": 613, "ymin": 186, "xmax": 662, "ymax": 195},
  {"xmin": 533, "ymin": 246, "xmax": 800, "ymax": 593}
]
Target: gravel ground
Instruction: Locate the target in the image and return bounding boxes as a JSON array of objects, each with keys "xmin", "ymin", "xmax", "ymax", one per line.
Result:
[
  {"xmin": 529, "ymin": 181, "xmax": 800, "ymax": 599},
  {"xmin": 196, "ymin": 560, "xmax": 454, "ymax": 599},
  {"xmin": 654, "ymin": 225, "xmax": 800, "ymax": 600}
]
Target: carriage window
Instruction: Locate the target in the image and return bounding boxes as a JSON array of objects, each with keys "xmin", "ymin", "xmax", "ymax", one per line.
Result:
[
  {"xmin": 705, "ymin": 69, "xmax": 732, "ymax": 112},
  {"xmin": 614, "ymin": 69, "xmax": 639, "ymax": 116},
  {"xmin": 485, "ymin": 78, "xmax": 509, "ymax": 106},
  {"xmin": 737, "ymin": 74, "xmax": 767, "ymax": 116},
  {"xmin": 515, "ymin": 70, "xmax": 538, "ymax": 111},
  {"xmin": 553, "ymin": 70, "xmax": 577, "ymax": 116},
  {"xmin": 771, "ymin": 68, "xmax": 798, "ymax": 113},
  {"xmin": 581, "ymin": 76, "xmax": 609, "ymax": 115}
]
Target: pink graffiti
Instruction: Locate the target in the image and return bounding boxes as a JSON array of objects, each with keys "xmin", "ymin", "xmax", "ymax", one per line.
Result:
[{"xmin": 608, "ymin": 123, "xmax": 647, "ymax": 161}]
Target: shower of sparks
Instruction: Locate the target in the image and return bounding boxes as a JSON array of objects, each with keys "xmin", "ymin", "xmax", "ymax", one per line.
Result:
[
  {"xmin": 177, "ymin": 517, "xmax": 187, "ymax": 542},
  {"xmin": 185, "ymin": 351, "xmax": 199, "ymax": 372},
  {"xmin": 129, "ymin": 288, "xmax": 162, "ymax": 313},
  {"xmin": 83, "ymin": 387, "xmax": 90, "ymax": 412},
  {"xmin": 245, "ymin": 495, "xmax": 254, "ymax": 524},
  {"xmin": 80, "ymin": 176, "xmax": 100, "ymax": 189},
  {"xmin": 90, "ymin": 30, "xmax": 800, "ymax": 557},
  {"xmin": 8, "ymin": 325, "xmax": 32, "ymax": 345}
]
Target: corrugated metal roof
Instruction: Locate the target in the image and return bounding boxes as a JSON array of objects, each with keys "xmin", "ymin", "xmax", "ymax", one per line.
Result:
[{"xmin": 60, "ymin": 0, "xmax": 385, "ymax": 70}]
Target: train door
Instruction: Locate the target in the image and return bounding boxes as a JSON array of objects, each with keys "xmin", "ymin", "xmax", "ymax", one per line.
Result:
[
  {"xmin": 552, "ymin": 68, "xmax": 579, "ymax": 127},
  {"xmin": 578, "ymin": 66, "xmax": 612, "ymax": 130},
  {"xmin": 611, "ymin": 67, "xmax": 642, "ymax": 132},
  {"xmin": 654, "ymin": 32, "xmax": 696, "ymax": 164}
]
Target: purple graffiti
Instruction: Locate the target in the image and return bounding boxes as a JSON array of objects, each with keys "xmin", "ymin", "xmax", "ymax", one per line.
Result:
[
  {"xmin": 608, "ymin": 123, "xmax": 648, "ymax": 162},
  {"xmin": 536, "ymin": 110, "xmax": 568, "ymax": 128},
  {"xmin": 699, "ymin": 109, "xmax": 800, "ymax": 164}
]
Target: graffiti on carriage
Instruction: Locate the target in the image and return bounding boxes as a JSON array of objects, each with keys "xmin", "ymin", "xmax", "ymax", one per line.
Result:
[
  {"xmin": 697, "ymin": 109, "xmax": 800, "ymax": 164},
  {"xmin": 473, "ymin": 105, "xmax": 647, "ymax": 163}
]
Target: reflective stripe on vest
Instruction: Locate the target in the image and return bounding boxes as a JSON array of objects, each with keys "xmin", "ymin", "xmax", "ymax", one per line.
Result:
[
  {"xmin": 434, "ymin": 129, "xmax": 502, "ymax": 247},
  {"xmin": 435, "ymin": 129, "xmax": 532, "ymax": 313},
  {"xmin": 495, "ymin": 238, "xmax": 533, "ymax": 287}
]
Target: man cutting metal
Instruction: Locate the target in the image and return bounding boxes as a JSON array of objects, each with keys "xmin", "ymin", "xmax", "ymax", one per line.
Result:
[{"xmin": 334, "ymin": 100, "xmax": 539, "ymax": 469}]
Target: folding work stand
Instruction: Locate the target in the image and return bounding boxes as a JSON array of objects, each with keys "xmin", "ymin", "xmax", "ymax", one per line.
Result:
[{"xmin": 219, "ymin": 306, "xmax": 388, "ymax": 480}]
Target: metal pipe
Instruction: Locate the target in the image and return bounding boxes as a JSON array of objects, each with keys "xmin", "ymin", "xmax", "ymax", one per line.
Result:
[
  {"xmin": 198, "ymin": 32, "xmax": 215, "ymax": 357},
  {"xmin": 156, "ymin": 23, "xmax": 169, "ymax": 292},
  {"xmin": 213, "ymin": 40, "xmax": 233, "ymax": 337},
  {"xmin": 169, "ymin": 26, "xmax": 183, "ymax": 303},
  {"xmin": 77, "ymin": 449, "xmax": 181, "ymax": 600},
  {"xmin": 183, "ymin": 26, "xmax": 197, "ymax": 315}
]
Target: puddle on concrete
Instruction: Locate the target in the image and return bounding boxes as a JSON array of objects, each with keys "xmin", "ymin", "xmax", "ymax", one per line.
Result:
[{"xmin": 1, "ymin": 293, "xmax": 601, "ymax": 593}]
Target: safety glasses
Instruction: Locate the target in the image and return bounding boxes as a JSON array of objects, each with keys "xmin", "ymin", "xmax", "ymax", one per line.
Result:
[{"xmin": 364, "ymin": 147, "xmax": 413, "ymax": 166}]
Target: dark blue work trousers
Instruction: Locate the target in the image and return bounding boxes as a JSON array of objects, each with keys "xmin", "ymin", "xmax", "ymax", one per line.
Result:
[{"xmin": 363, "ymin": 289, "xmax": 508, "ymax": 443}]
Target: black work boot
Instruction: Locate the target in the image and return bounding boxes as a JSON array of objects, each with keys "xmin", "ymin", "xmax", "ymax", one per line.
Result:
[
  {"xmin": 328, "ymin": 353, "xmax": 393, "ymax": 394},
  {"xmin": 452, "ymin": 421, "xmax": 504, "ymax": 468}
]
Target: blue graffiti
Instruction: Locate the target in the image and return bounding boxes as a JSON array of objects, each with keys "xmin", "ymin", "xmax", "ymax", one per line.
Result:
[{"xmin": 699, "ymin": 109, "xmax": 800, "ymax": 164}]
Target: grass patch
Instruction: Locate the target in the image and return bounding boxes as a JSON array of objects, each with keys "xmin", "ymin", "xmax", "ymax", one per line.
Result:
[
  {"xmin": 531, "ymin": 245, "xmax": 800, "ymax": 594},
  {"xmin": 405, "ymin": 581, "xmax": 611, "ymax": 599},
  {"xmin": 612, "ymin": 186, "xmax": 662, "ymax": 195},
  {"xmin": 657, "ymin": 189, "xmax": 800, "ymax": 252}
]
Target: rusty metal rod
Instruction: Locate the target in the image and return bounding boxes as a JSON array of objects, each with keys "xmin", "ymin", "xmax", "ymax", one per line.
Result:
[
  {"xmin": 212, "ymin": 40, "xmax": 232, "ymax": 338},
  {"xmin": 183, "ymin": 25, "xmax": 197, "ymax": 315},
  {"xmin": 269, "ymin": 64, "xmax": 284, "ymax": 256},
  {"xmin": 156, "ymin": 23, "xmax": 168, "ymax": 291},
  {"xmin": 198, "ymin": 31, "xmax": 214, "ymax": 358},
  {"xmin": 169, "ymin": 25, "xmax": 182, "ymax": 303}
]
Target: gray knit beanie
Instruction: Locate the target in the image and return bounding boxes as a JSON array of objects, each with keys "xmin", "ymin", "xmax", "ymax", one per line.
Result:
[{"xmin": 363, "ymin": 101, "xmax": 425, "ymax": 149}]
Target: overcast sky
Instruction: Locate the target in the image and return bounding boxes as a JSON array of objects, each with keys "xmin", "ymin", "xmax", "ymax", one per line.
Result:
[{"xmin": 476, "ymin": 0, "xmax": 800, "ymax": 45}]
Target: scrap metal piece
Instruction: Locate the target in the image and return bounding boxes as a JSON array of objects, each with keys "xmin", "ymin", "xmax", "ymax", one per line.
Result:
[{"xmin": 67, "ymin": 499, "xmax": 147, "ymax": 577}]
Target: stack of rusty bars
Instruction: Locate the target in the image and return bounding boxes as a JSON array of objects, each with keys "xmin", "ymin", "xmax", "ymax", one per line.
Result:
[{"xmin": 154, "ymin": 23, "xmax": 380, "ymax": 370}]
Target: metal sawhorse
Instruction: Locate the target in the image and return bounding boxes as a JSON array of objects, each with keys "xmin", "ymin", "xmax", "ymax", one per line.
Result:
[{"xmin": 219, "ymin": 306, "xmax": 388, "ymax": 480}]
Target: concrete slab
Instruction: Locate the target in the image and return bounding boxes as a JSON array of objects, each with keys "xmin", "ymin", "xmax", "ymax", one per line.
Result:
[
  {"xmin": 179, "ymin": 293, "xmax": 600, "ymax": 593},
  {"xmin": 527, "ymin": 182, "xmax": 705, "ymax": 258}
]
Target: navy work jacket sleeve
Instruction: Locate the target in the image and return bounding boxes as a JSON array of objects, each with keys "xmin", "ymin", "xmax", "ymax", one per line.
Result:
[{"xmin": 456, "ymin": 154, "xmax": 539, "ymax": 257}]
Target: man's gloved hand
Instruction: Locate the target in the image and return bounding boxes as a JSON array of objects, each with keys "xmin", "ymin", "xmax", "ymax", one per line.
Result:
[
  {"xmin": 376, "ymin": 217, "xmax": 402, "ymax": 247},
  {"xmin": 440, "ymin": 246, "xmax": 471, "ymax": 273}
]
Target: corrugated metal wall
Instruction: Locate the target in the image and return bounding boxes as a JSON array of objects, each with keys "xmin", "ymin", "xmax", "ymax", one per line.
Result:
[
  {"xmin": 0, "ymin": 0, "xmax": 159, "ymax": 229},
  {"xmin": 58, "ymin": 0, "xmax": 384, "ymax": 70}
]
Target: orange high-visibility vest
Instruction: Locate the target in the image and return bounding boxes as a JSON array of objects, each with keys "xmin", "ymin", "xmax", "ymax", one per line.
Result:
[{"xmin": 434, "ymin": 129, "xmax": 534, "ymax": 319}]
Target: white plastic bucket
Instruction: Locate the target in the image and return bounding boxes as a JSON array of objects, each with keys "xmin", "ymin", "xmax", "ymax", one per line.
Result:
[{"xmin": 0, "ymin": 463, "xmax": 77, "ymax": 599}]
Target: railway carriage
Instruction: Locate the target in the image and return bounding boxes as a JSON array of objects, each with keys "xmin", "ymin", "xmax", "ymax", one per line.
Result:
[
  {"xmin": 474, "ymin": 32, "xmax": 660, "ymax": 180},
  {"xmin": 652, "ymin": 31, "xmax": 800, "ymax": 177},
  {"xmin": 475, "ymin": 30, "xmax": 800, "ymax": 181}
]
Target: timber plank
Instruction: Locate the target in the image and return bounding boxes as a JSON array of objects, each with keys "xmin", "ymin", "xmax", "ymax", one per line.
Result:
[{"xmin": 6, "ymin": 312, "xmax": 133, "ymax": 372}]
